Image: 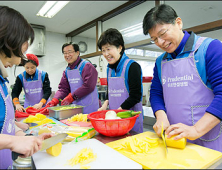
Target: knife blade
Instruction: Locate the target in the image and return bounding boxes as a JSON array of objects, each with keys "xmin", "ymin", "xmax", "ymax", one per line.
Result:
[
  {"xmin": 40, "ymin": 133, "xmax": 68, "ymax": 151},
  {"xmin": 161, "ymin": 122, "xmax": 168, "ymax": 157},
  {"xmin": 26, "ymin": 123, "xmax": 38, "ymax": 127},
  {"xmin": 12, "ymin": 133, "xmax": 68, "ymax": 161}
]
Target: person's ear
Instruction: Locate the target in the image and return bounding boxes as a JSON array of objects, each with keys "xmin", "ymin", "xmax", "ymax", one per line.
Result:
[
  {"xmin": 118, "ymin": 45, "xmax": 122, "ymax": 54},
  {"xmin": 176, "ymin": 17, "xmax": 183, "ymax": 30}
]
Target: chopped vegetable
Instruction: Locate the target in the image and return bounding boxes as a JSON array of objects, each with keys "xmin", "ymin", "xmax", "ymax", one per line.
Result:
[
  {"xmin": 38, "ymin": 128, "xmax": 52, "ymax": 135},
  {"xmin": 165, "ymin": 134, "xmax": 186, "ymax": 149},
  {"xmin": 52, "ymin": 106, "xmax": 80, "ymax": 111},
  {"xmin": 67, "ymin": 113, "xmax": 88, "ymax": 122},
  {"xmin": 23, "ymin": 114, "xmax": 54, "ymax": 125},
  {"xmin": 46, "ymin": 142, "xmax": 62, "ymax": 156},
  {"xmin": 113, "ymin": 136, "xmax": 158, "ymax": 154},
  {"xmin": 67, "ymin": 148, "xmax": 97, "ymax": 167}
]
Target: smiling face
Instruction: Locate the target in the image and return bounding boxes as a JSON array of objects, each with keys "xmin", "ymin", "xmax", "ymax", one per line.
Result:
[
  {"xmin": 149, "ymin": 17, "xmax": 184, "ymax": 53},
  {"xmin": 101, "ymin": 44, "xmax": 122, "ymax": 65},
  {"xmin": 63, "ymin": 45, "xmax": 79, "ymax": 64},
  {"xmin": 0, "ymin": 41, "xmax": 28, "ymax": 68}
]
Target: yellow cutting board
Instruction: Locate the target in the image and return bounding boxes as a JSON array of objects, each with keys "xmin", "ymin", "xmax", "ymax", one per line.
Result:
[{"xmin": 106, "ymin": 131, "xmax": 222, "ymax": 169}]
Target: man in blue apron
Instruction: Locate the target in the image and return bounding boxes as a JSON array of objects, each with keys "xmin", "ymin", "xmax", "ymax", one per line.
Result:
[
  {"xmin": 143, "ymin": 4, "xmax": 222, "ymax": 152},
  {"xmin": 97, "ymin": 28, "xmax": 144, "ymax": 133},
  {"xmin": 46, "ymin": 43, "xmax": 99, "ymax": 114}
]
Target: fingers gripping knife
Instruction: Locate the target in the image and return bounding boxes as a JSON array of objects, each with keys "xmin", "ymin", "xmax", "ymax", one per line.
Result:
[{"xmin": 11, "ymin": 133, "xmax": 68, "ymax": 161}]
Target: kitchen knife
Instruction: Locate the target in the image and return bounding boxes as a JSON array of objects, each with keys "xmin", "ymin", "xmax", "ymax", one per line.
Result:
[
  {"xmin": 40, "ymin": 133, "xmax": 68, "ymax": 151},
  {"xmin": 12, "ymin": 133, "xmax": 68, "ymax": 161},
  {"xmin": 161, "ymin": 122, "xmax": 168, "ymax": 157},
  {"xmin": 24, "ymin": 122, "xmax": 38, "ymax": 132},
  {"xmin": 26, "ymin": 123, "xmax": 38, "ymax": 127}
]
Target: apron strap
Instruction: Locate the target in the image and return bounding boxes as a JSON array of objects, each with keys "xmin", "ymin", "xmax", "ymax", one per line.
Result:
[
  {"xmin": 189, "ymin": 37, "xmax": 207, "ymax": 57},
  {"xmin": 77, "ymin": 60, "xmax": 85, "ymax": 69},
  {"xmin": 121, "ymin": 59, "xmax": 130, "ymax": 77}
]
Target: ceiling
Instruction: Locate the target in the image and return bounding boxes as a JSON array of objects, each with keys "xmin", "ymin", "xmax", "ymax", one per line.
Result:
[
  {"xmin": 1, "ymin": 1, "xmax": 222, "ymax": 53},
  {"xmin": 0, "ymin": 1, "xmax": 127, "ymax": 34}
]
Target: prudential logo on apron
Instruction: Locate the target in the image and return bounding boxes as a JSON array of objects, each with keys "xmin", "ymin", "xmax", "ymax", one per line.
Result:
[
  {"xmin": 162, "ymin": 76, "xmax": 166, "ymax": 85},
  {"xmin": 163, "ymin": 74, "xmax": 193, "ymax": 88},
  {"xmin": 25, "ymin": 89, "xmax": 29, "ymax": 93}
]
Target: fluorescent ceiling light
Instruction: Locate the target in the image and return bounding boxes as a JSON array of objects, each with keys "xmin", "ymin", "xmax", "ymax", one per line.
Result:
[
  {"xmin": 120, "ymin": 22, "xmax": 143, "ymax": 37},
  {"xmin": 37, "ymin": 1, "xmax": 69, "ymax": 18}
]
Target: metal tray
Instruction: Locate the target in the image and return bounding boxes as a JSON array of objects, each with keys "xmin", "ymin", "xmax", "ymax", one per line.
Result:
[{"xmin": 48, "ymin": 104, "xmax": 84, "ymax": 120}]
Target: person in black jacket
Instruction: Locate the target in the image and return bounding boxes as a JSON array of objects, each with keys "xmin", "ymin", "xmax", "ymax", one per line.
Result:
[
  {"xmin": 12, "ymin": 53, "xmax": 51, "ymax": 112},
  {"xmin": 97, "ymin": 28, "xmax": 143, "ymax": 133}
]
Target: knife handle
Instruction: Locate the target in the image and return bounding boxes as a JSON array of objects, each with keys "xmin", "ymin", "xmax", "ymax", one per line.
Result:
[{"xmin": 11, "ymin": 151, "xmax": 24, "ymax": 161}]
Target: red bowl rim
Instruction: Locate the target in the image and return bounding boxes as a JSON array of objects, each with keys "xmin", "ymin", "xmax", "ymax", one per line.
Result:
[{"xmin": 87, "ymin": 110, "xmax": 140, "ymax": 121}]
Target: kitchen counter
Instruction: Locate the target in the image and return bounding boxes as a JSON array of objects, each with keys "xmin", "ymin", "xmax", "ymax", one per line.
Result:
[
  {"xmin": 18, "ymin": 116, "xmax": 221, "ymax": 169},
  {"xmin": 94, "ymin": 130, "xmax": 222, "ymax": 169},
  {"xmin": 29, "ymin": 130, "xmax": 222, "ymax": 169}
]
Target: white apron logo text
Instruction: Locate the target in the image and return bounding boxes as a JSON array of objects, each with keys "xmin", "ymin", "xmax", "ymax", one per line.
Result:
[
  {"xmin": 68, "ymin": 78, "xmax": 80, "ymax": 84},
  {"xmin": 109, "ymin": 89, "xmax": 124, "ymax": 97},
  {"xmin": 29, "ymin": 88, "xmax": 42, "ymax": 94},
  {"xmin": 163, "ymin": 74, "xmax": 193, "ymax": 88}
]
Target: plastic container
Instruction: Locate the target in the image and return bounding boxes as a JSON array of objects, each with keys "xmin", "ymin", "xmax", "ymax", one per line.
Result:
[
  {"xmin": 48, "ymin": 104, "xmax": 84, "ymax": 120},
  {"xmin": 100, "ymin": 78, "xmax": 107, "ymax": 85},
  {"xmin": 87, "ymin": 110, "xmax": 139, "ymax": 137}
]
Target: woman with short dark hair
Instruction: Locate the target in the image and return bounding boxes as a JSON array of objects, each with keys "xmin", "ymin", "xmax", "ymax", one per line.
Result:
[
  {"xmin": 97, "ymin": 28, "xmax": 144, "ymax": 133},
  {"xmin": 0, "ymin": 6, "xmax": 52, "ymax": 169}
]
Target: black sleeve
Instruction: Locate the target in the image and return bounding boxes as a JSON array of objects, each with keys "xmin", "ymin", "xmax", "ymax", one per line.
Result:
[
  {"xmin": 120, "ymin": 62, "xmax": 142, "ymax": 110},
  {"xmin": 42, "ymin": 73, "xmax": 52, "ymax": 100},
  {"xmin": 11, "ymin": 76, "xmax": 23, "ymax": 100}
]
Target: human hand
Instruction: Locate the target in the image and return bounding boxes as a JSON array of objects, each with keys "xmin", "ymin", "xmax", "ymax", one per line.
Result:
[
  {"xmin": 15, "ymin": 104, "xmax": 25, "ymax": 112},
  {"xmin": 61, "ymin": 93, "xmax": 74, "ymax": 106},
  {"xmin": 98, "ymin": 107, "xmax": 106, "ymax": 111},
  {"xmin": 165, "ymin": 123, "xmax": 200, "ymax": 141},
  {"xmin": 10, "ymin": 135, "xmax": 42, "ymax": 158},
  {"xmin": 153, "ymin": 110, "xmax": 170, "ymax": 137},
  {"xmin": 11, "ymin": 133, "xmax": 54, "ymax": 158},
  {"xmin": 98, "ymin": 100, "xmax": 109, "ymax": 111},
  {"xmin": 32, "ymin": 102, "xmax": 43, "ymax": 110},
  {"xmin": 46, "ymin": 98, "xmax": 59, "ymax": 107},
  {"xmin": 37, "ymin": 133, "xmax": 54, "ymax": 141},
  {"xmin": 15, "ymin": 122, "xmax": 29, "ymax": 131}
]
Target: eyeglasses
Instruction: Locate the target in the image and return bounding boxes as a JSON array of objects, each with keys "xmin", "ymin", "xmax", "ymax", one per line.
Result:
[
  {"xmin": 150, "ymin": 25, "xmax": 171, "ymax": 44},
  {"xmin": 63, "ymin": 51, "xmax": 75, "ymax": 55}
]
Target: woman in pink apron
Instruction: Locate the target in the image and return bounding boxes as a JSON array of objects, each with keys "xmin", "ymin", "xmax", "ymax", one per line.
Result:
[
  {"xmin": 143, "ymin": 4, "xmax": 222, "ymax": 152},
  {"xmin": 12, "ymin": 53, "xmax": 51, "ymax": 112},
  {"xmin": 97, "ymin": 28, "xmax": 144, "ymax": 133},
  {"xmin": 0, "ymin": 6, "xmax": 52, "ymax": 169}
]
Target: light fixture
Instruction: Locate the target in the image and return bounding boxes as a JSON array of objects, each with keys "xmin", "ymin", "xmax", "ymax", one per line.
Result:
[
  {"xmin": 37, "ymin": 1, "xmax": 69, "ymax": 18},
  {"xmin": 120, "ymin": 22, "xmax": 143, "ymax": 37}
]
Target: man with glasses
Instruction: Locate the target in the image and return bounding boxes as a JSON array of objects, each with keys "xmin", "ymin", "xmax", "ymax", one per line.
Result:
[
  {"xmin": 46, "ymin": 42, "xmax": 99, "ymax": 114},
  {"xmin": 143, "ymin": 4, "xmax": 222, "ymax": 152}
]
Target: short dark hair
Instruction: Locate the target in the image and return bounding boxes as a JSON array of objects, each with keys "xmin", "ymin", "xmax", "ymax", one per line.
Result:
[
  {"xmin": 25, "ymin": 60, "xmax": 37, "ymax": 67},
  {"xmin": 97, "ymin": 28, "xmax": 125, "ymax": 56},
  {"xmin": 62, "ymin": 42, "xmax": 79, "ymax": 53},
  {"xmin": 0, "ymin": 6, "xmax": 34, "ymax": 58},
  {"xmin": 143, "ymin": 4, "xmax": 178, "ymax": 35}
]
